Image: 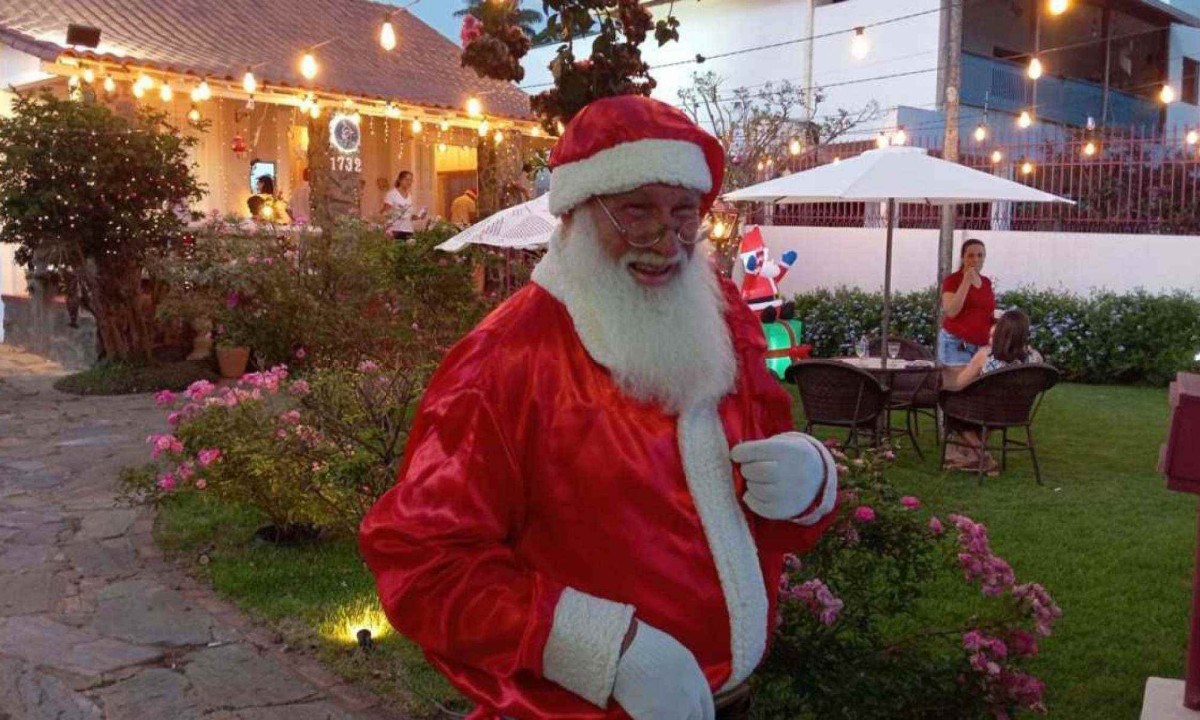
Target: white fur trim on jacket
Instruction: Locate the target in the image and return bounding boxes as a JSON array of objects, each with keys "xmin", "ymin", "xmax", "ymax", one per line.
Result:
[
  {"xmin": 677, "ymin": 405, "xmax": 769, "ymax": 690},
  {"xmin": 542, "ymin": 587, "xmax": 636, "ymax": 707},
  {"xmin": 549, "ymin": 138, "xmax": 713, "ymax": 216}
]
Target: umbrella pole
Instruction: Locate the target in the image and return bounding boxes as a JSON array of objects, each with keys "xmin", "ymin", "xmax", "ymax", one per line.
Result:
[{"xmin": 881, "ymin": 198, "xmax": 895, "ymax": 370}]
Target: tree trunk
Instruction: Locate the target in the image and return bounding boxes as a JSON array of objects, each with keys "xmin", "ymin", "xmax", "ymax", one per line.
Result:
[{"xmin": 80, "ymin": 256, "xmax": 155, "ymax": 363}]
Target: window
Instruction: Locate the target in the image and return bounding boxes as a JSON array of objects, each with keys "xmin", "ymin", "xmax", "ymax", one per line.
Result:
[{"xmin": 1184, "ymin": 58, "xmax": 1199, "ymax": 105}]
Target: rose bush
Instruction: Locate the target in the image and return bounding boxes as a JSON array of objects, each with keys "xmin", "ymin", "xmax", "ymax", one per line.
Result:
[{"xmin": 755, "ymin": 447, "xmax": 1061, "ymax": 719}]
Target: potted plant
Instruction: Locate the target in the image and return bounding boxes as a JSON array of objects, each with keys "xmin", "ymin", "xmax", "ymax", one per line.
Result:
[{"xmin": 215, "ymin": 335, "xmax": 250, "ymax": 378}]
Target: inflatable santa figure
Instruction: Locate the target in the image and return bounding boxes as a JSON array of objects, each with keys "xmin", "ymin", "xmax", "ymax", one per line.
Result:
[
  {"xmin": 360, "ymin": 95, "xmax": 838, "ymax": 720},
  {"xmin": 737, "ymin": 226, "xmax": 797, "ymax": 323}
]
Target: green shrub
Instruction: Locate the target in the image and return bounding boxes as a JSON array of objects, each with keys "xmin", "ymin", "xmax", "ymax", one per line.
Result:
[
  {"xmin": 790, "ymin": 287, "xmax": 1200, "ymax": 385},
  {"xmin": 54, "ymin": 359, "xmax": 218, "ymax": 396}
]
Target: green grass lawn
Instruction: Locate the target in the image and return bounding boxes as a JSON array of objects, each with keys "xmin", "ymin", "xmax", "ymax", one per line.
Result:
[{"xmin": 155, "ymin": 382, "xmax": 1187, "ymax": 719}]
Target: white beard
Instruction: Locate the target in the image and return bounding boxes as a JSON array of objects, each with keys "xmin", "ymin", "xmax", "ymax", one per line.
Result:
[{"xmin": 531, "ymin": 210, "xmax": 736, "ymax": 414}]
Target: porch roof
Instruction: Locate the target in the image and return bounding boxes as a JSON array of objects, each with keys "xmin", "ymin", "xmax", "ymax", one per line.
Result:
[{"xmin": 0, "ymin": 0, "xmax": 532, "ymax": 121}]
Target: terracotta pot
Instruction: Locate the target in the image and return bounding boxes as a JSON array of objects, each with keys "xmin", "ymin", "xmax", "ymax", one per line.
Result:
[{"xmin": 216, "ymin": 346, "xmax": 250, "ymax": 379}]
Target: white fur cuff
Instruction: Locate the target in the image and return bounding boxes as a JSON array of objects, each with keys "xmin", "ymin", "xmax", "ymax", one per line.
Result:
[
  {"xmin": 542, "ymin": 587, "xmax": 636, "ymax": 707},
  {"xmin": 549, "ymin": 138, "xmax": 712, "ymax": 216}
]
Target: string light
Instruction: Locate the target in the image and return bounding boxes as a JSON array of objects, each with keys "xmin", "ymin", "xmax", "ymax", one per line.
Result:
[
  {"xmin": 991, "ymin": 150, "xmax": 1003, "ymax": 163},
  {"xmin": 188, "ymin": 106, "xmax": 201, "ymax": 123},
  {"xmin": 850, "ymin": 27, "xmax": 870, "ymax": 59},
  {"xmin": 1021, "ymin": 160, "xmax": 1034, "ymax": 175},
  {"xmin": 411, "ymin": 119, "xmax": 422, "ymax": 133},
  {"xmin": 1082, "ymin": 140, "xmax": 1096, "ymax": 156},
  {"xmin": 892, "ymin": 128, "xmax": 907, "ymax": 145},
  {"xmin": 1018, "ymin": 111, "xmax": 1033, "ymax": 128},
  {"xmin": 380, "ymin": 19, "xmax": 397, "ymax": 51},
  {"xmin": 68, "ymin": 75, "xmax": 80, "ymax": 88},
  {"xmin": 300, "ymin": 94, "xmax": 313, "ymax": 113},
  {"xmin": 756, "ymin": 160, "xmax": 765, "ymax": 171},
  {"xmin": 439, "ymin": 120, "xmax": 450, "ymax": 132},
  {"xmin": 1161, "ymin": 84, "xmax": 1176, "ymax": 104},
  {"xmin": 243, "ymin": 69, "xmax": 257, "ymax": 94},
  {"xmin": 789, "ymin": 138, "xmax": 802, "ymax": 155},
  {"xmin": 82, "ymin": 68, "xmax": 95, "ymax": 84},
  {"xmin": 160, "ymin": 83, "xmax": 173, "ymax": 102},
  {"xmin": 1027, "ymin": 57, "xmax": 1043, "ymax": 80},
  {"xmin": 466, "ymin": 97, "xmax": 482, "ymax": 117},
  {"xmin": 309, "ymin": 104, "xmax": 321, "ymax": 119},
  {"xmin": 136, "ymin": 73, "xmax": 153, "ymax": 90},
  {"xmin": 386, "ymin": 103, "xmax": 401, "ymax": 119},
  {"xmin": 132, "ymin": 83, "xmax": 145, "ymax": 99},
  {"xmin": 190, "ymin": 86, "xmax": 203, "ymax": 103},
  {"xmin": 103, "ymin": 76, "xmax": 116, "ymax": 93},
  {"xmin": 494, "ymin": 129, "xmax": 504, "ymax": 144},
  {"xmin": 875, "ymin": 132, "xmax": 890, "ymax": 149},
  {"xmin": 478, "ymin": 119, "xmax": 490, "ymax": 137},
  {"xmin": 300, "ymin": 52, "xmax": 318, "ymax": 80},
  {"xmin": 437, "ymin": 142, "xmax": 447, "ymax": 152},
  {"xmin": 1188, "ymin": 130, "xmax": 1198, "ymax": 145},
  {"xmin": 974, "ymin": 124, "xmax": 987, "ymax": 142},
  {"xmin": 530, "ymin": 125, "xmax": 541, "ymax": 137},
  {"xmin": 1048, "ymin": 0, "xmax": 1069, "ymax": 14},
  {"xmin": 197, "ymin": 80, "xmax": 212, "ymax": 101}
]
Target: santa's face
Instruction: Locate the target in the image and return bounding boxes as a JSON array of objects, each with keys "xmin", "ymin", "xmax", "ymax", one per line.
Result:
[{"xmin": 584, "ymin": 184, "xmax": 703, "ymax": 288}]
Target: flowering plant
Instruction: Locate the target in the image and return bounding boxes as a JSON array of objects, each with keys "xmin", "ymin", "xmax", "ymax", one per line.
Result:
[
  {"xmin": 127, "ymin": 359, "xmax": 425, "ymax": 534},
  {"xmin": 756, "ymin": 447, "xmax": 1060, "ymax": 719}
]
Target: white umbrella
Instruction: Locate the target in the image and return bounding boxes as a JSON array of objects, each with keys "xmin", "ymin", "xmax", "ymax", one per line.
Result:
[
  {"xmin": 435, "ymin": 194, "xmax": 555, "ymax": 253},
  {"xmin": 723, "ymin": 146, "xmax": 1072, "ymax": 364}
]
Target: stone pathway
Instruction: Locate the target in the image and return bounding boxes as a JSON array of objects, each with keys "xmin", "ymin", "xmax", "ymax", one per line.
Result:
[{"xmin": 0, "ymin": 345, "xmax": 395, "ymax": 720}]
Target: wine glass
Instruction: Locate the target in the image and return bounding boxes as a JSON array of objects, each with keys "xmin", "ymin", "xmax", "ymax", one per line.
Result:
[
  {"xmin": 855, "ymin": 336, "xmax": 868, "ymax": 359},
  {"xmin": 887, "ymin": 341, "xmax": 901, "ymax": 360}
]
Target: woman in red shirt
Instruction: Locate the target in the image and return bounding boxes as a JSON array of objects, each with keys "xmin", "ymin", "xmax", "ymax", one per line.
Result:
[{"xmin": 939, "ymin": 239, "xmax": 996, "ymax": 365}]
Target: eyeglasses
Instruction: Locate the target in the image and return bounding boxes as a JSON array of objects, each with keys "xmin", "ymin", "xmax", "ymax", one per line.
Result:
[{"xmin": 595, "ymin": 197, "xmax": 702, "ymax": 249}]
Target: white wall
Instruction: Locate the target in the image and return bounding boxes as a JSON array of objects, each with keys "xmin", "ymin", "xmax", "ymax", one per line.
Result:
[
  {"xmin": 523, "ymin": 0, "xmax": 941, "ymax": 124},
  {"xmin": 756, "ymin": 225, "xmax": 1200, "ymax": 295}
]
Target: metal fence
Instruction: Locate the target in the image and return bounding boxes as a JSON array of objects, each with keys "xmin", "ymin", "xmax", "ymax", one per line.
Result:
[{"xmin": 764, "ymin": 126, "xmax": 1200, "ymax": 234}]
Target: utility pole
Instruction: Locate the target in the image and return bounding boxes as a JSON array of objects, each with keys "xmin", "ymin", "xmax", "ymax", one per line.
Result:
[
  {"xmin": 935, "ymin": 0, "xmax": 963, "ymax": 354},
  {"xmin": 804, "ymin": 0, "xmax": 816, "ymax": 124}
]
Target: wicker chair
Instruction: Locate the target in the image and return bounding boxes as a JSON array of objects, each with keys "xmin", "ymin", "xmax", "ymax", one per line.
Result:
[
  {"xmin": 867, "ymin": 337, "xmax": 939, "ymax": 458},
  {"xmin": 786, "ymin": 360, "xmax": 891, "ymax": 452},
  {"xmin": 938, "ymin": 363, "xmax": 1060, "ymax": 484}
]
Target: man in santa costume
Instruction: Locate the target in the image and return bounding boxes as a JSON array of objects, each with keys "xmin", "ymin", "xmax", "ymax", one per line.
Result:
[{"xmin": 360, "ymin": 95, "xmax": 838, "ymax": 720}]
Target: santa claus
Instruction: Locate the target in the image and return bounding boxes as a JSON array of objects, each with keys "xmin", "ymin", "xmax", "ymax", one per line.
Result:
[
  {"xmin": 360, "ymin": 95, "xmax": 838, "ymax": 720},
  {"xmin": 737, "ymin": 226, "xmax": 797, "ymax": 324}
]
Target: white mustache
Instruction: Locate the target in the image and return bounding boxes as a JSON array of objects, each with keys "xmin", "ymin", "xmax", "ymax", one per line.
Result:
[{"xmin": 622, "ymin": 251, "xmax": 687, "ymax": 269}]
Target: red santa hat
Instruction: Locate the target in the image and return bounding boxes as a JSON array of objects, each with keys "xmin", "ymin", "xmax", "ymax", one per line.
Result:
[
  {"xmin": 737, "ymin": 226, "xmax": 765, "ymax": 257},
  {"xmin": 548, "ymin": 95, "xmax": 725, "ymax": 218}
]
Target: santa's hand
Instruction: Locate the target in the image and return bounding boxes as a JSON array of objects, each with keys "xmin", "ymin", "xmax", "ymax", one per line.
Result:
[
  {"xmin": 731, "ymin": 432, "xmax": 838, "ymax": 524},
  {"xmin": 781, "ymin": 250, "xmax": 798, "ymax": 266},
  {"xmin": 612, "ymin": 621, "xmax": 714, "ymax": 720}
]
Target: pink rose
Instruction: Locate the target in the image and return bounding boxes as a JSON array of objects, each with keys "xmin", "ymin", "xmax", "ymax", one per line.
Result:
[
  {"xmin": 197, "ymin": 448, "xmax": 221, "ymax": 467},
  {"xmin": 900, "ymin": 496, "xmax": 920, "ymax": 510},
  {"xmin": 852, "ymin": 506, "xmax": 876, "ymax": 523},
  {"xmin": 167, "ymin": 411, "xmax": 182, "ymax": 427},
  {"xmin": 195, "ymin": 478, "xmax": 207, "ymax": 490},
  {"xmin": 357, "ymin": 360, "xmax": 380, "ymax": 373},
  {"xmin": 289, "ymin": 380, "xmax": 310, "ymax": 396},
  {"xmin": 226, "ymin": 291, "xmax": 240, "ymax": 309},
  {"xmin": 278, "ymin": 410, "xmax": 302, "ymax": 426},
  {"xmin": 928, "ymin": 516, "xmax": 944, "ymax": 535},
  {"xmin": 156, "ymin": 472, "xmax": 177, "ymax": 491},
  {"xmin": 295, "ymin": 347, "xmax": 307, "ymax": 360},
  {"xmin": 154, "ymin": 389, "xmax": 177, "ymax": 408}
]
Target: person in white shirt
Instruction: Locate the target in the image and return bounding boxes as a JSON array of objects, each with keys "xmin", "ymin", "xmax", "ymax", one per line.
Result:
[
  {"xmin": 290, "ymin": 167, "xmax": 312, "ymax": 225},
  {"xmin": 382, "ymin": 170, "xmax": 421, "ymax": 241}
]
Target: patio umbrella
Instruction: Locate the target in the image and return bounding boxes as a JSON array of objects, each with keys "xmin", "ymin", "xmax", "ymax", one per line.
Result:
[
  {"xmin": 435, "ymin": 194, "xmax": 555, "ymax": 253},
  {"xmin": 723, "ymin": 146, "xmax": 1071, "ymax": 365}
]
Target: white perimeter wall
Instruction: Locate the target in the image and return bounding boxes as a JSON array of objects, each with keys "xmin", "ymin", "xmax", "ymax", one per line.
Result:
[
  {"xmin": 757, "ymin": 225, "xmax": 1200, "ymax": 296},
  {"xmin": 522, "ymin": 0, "xmax": 941, "ymax": 126}
]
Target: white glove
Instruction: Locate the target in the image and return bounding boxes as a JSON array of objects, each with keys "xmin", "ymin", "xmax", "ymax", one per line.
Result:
[
  {"xmin": 731, "ymin": 432, "xmax": 838, "ymax": 524},
  {"xmin": 612, "ymin": 621, "xmax": 714, "ymax": 720}
]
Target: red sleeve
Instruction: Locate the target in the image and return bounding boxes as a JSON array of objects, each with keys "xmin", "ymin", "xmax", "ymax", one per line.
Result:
[
  {"xmin": 941, "ymin": 271, "xmax": 961, "ymax": 293},
  {"xmin": 359, "ymin": 387, "xmax": 563, "ymax": 679}
]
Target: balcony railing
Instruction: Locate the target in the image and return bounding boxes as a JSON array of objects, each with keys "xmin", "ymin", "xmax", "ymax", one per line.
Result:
[{"xmin": 960, "ymin": 52, "xmax": 1162, "ymax": 130}]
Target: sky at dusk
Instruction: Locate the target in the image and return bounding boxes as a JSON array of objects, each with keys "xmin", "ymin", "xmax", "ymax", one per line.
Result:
[{"xmin": 401, "ymin": 1, "xmax": 546, "ymax": 45}]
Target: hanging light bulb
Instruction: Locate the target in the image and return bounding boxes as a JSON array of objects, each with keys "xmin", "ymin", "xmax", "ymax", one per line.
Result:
[
  {"xmin": 1021, "ymin": 160, "xmax": 1034, "ymax": 175},
  {"xmin": 478, "ymin": 119, "xmax": 490, "ymax": 137},
  {"xmin": 789, "ymin": 138, "xmax": 802, "ymax": 155},
  {"xmin": 756, "ymin": 160, "xmax": 765, "ymax": 171},
  {"xmin": 1161, "ymin": 84, "xmax": 1176, "ymax": 104},
  {"xmin": 466, "ymin": 96, "xmax": 482, "ymax": 117},
  {"xmin": 197, "ymin": 80, "xmax": 212, "ymax": 101},
  {"xmin": 188, "ymin": 106, "xmax": 201, "ymax": 123},
  {"xmin": 190, "ymin": 86, "xmax": 203, "ymax": 103},
  {"xmin": 309, "ymin": 104, "xmax": 321, "ymax": 119},
  {"xmin": 892, "ymin": 128, "xmax": 908, "ymax": 145},
  {"xmin": 68, "ymin": 75, "xmax": 80, "ymax": 88},
  {"xmin": 1027, "ymin": 57, "xmax": 1044, "ymax": 80},
  {"xmin": 82, "ymin": 67, "xmax": 95, "ymax": 84},
  {"xmin": 380, "ymin": 19, "xmax": 398, "ymax": 51},
  {"xmin": 1083, "ymin": 140, "xmax": 1096, "ymax": 156},
  {"xmin": 160, "ymin": 83, "xmax": 173, "ymax": 102},
  {"xmin": 300, "ymin": 52, "xmax": 318, "ymax": 80},
  {"xmin": 132, "ymin": 83, "xmax": 145, "ymax": 99},
  {"xmin": 386, "ymin": 103, "xmax": 401, "ymax": 119},
  {"xmin": 411, "ymin": 119, "xmax": 423, "ymax": 134},
  {"xmin": 494, "ymin": 129, "xmax": 504, "ymax": 144},
  {"xmin": 246, "ymin": 96, "xmax": 256, "ymax": 110},
  {"xmin": 299, "ymin": 94, "xmax": 312, "ymax": 113},
  {"xmin": 1188, "ymin": 130, "xmax": 1199, "ymax": 145},
  {"xmin": 439, "ymin": 119, "xmax": 450, "ymax": 132},
  {"xmin": 243, "ymin": 68, "xmax": 257, "ymax": 94},
  {"xmin": 850, "ymin": 27, "xmax": 870, "ymax": 59},
  {"xmin": 103, "ymin": 76, "xmax": 116, "ymax": 93},
  {"xmin": 875, "ymin": 132, "xmax": 890, "ymax": 149},
  {"xmin": 991, "ymin": 150, "xmax": 1003, "ymax": 164},
  {"xmin": 136, "ymin": 73, "xmax": 153, "ymax": 90},
  {"xmin": 530, "ymin": 125, "xmax": 541, "ymax": 137},
  {"xmin": 1018, "ymin": 111, "xmax": 1033, "ymax": 128},
  {"xmin": 974, "ymin": 124, "xmax": 987, "ymax": 142},
  {"xmin": 437, "ymin": 142, "xmax": 448, "ymax": 152},
  {"xmin": 1048, "ymin": 0, "xmax": 1069, "ymax": 15}
]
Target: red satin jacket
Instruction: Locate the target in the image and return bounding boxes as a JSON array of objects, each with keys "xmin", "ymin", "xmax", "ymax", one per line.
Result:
[{"xmin": 359, "ymin": 277, "xmax": 831, "ymax": 719}]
